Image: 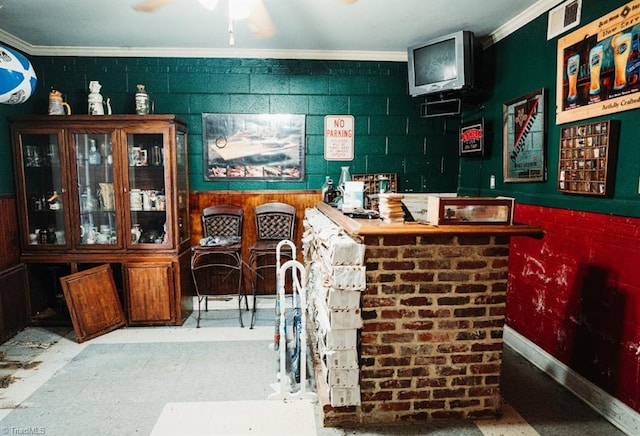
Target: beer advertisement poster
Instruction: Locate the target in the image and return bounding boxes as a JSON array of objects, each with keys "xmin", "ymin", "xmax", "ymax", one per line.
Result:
[
  {"xmin": 503, "ymin": 88, "xmax": 546, "ymax": 183},
  {"xmin": 557, "ymin": 0, "xmax": 640, "ymax": 124}
]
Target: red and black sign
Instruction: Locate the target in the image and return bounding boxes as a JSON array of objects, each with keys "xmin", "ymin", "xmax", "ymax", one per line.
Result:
[{"xmin": 459, "ymin": 118, "xmax": 485, "ymax": 156}]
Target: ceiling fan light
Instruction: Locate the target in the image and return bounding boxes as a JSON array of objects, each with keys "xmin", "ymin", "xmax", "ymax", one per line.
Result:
[
  {"xmin": 198, "ymin": 0, "xmax": 219, "ymax": 11},
  {"xmin": 229, "ymin": 0, "xmax": 252, "ymax": 20}
]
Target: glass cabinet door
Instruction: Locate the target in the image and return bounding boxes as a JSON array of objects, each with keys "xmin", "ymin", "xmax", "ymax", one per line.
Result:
[
  {"xmin": 176, "ymin": 130, "xmax": 189, "ymax": 245},
  {"xmin": 74, "ymin": 133, "xmax": 118, "ymax": 247},
  {"xmin": 19, "ymin": 133, "xmax": 67, "ymax": 248},
  {"xmin": 126, "ymin": 133, "xmax": 168, "ymax": 247}
]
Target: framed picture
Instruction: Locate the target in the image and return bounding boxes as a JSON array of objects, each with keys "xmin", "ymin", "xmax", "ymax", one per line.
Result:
[
  {"xmin": 129, "ymin": 146, "xmax": 147, "ymax": 166},
  {"xmin": 202, "ymin": 113, "xmax": 306, "ymax": 181},
  {"xmin": 503, "ymin": 88, "xmax": 546, "ymax": 183},
  {"xmin": 556, "ymin": 1, "xmax": 640, "ymax": 124},
  {"xmin": 459, "ymin": 118, "xmax": 485, "ymax": 156}
]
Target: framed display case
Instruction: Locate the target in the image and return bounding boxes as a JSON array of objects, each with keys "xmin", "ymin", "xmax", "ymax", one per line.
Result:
[
  {"xmin": 352, "ymin": 173, "xmax": 397, "ymax": 210},
  {"xmin": 352, "ymin": 173, "xmax": 397, "ymax": 194},
  {"xmin": 558, "ymin": 120, "xmax": 619, "ymax": 196},
  {"xmin": 425, "ymin": 196, "xmax": 514, "ymax": 226},
  {"xmin": 10, "ymin": 115, "xmax": 192, "ymax": 326}
]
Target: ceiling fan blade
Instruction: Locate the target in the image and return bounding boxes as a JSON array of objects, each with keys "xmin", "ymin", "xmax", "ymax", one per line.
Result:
[
  {"xmin": 248, "ymin": 0, "xmax": 276, "ymax": 39},
  {"xmin": 133, "ymin": 0, "xmax": 174, "ymax": 12}
]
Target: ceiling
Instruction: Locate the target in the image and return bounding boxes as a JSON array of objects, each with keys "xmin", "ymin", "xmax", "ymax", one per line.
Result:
[{"xmin": 0, "ymin": 0, "xmax": 562, "ymax": 61}]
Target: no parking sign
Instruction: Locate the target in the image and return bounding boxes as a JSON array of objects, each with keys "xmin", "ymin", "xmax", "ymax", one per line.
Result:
[{"xmin": 324, "ymin": 115, "xmax": 354, "ymax": 161}]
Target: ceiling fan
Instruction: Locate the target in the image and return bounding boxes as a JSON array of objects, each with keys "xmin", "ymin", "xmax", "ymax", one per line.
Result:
[{"xmin": 133, "ymin": 0, "xmax": 358, "ymax": 43}]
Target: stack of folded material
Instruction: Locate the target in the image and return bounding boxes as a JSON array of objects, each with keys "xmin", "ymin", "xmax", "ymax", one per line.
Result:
[{"xmin": 378, "ymin": 193, "xmax": 405, "ymax": 223}]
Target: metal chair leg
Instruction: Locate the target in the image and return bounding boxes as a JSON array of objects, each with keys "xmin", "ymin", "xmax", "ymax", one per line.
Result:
[
  {"xmin": 250, "ymin": 266, "xmax": 258, "ymax": 329},
  {"xmin": 237, "ymin": 262, "xmax": 245, "ymax": 328},
  {"xmin": 196, "ymin": 295, "xmax": 203, "ymax": 328}
]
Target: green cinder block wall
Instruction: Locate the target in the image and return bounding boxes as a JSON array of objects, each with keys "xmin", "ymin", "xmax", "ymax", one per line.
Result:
[
  {"xmin": 0, "ymin": 57, "xmax": 461, "ymax": 195},
  {"xmin": 459, "ymin": 0, "xmax": 640, "ymax": 218}
]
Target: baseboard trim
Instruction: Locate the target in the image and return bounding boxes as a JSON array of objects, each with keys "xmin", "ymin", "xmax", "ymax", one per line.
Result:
[{"xmin": 504, "ymin": 325, "xmax": 640, "ymax": 436}]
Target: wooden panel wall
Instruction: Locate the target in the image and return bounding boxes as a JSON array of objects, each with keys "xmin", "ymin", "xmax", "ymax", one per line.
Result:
[
  {"xmin": 0, "ymin": 264, "xmax": 30, "ymax": 342},
  {"xmin": 189, "ymin": 190, "xmax": 321, "ymax": 292},
  {"xmin": 0, "ymin": 196, "xmax": 29, "ymax": 342},
  {"xmin": 0, "ymin": 196, "xmax": 21, "ymax": 271}
]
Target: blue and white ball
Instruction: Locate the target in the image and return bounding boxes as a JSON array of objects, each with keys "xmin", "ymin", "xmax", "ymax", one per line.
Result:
[{"xmin": 0, "ymin": 46, "xmax": 37, "ymax": 104}]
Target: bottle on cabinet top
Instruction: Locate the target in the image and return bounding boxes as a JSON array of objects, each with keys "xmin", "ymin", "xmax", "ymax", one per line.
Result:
[{"xmin": 88, "ymin": 140, "xmax": 101, "ymax": 165}]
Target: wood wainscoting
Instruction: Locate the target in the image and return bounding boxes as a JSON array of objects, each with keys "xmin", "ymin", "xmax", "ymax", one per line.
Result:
[
  {"xmin": 0, "ymin": 195, "xmax": 20, "ymax": 270},
  {"xmin": 189, "ymin": 190, "xmax": 321, "ymax": 294},
  {"xmin": 0, "ymin": 195, "xmax": 29, "ymax": 342}
]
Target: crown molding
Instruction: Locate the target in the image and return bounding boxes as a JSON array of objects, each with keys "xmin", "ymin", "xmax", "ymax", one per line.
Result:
[
  {"xmin": 36, "ymin": 46, "xmax": 407, "ymax": 62},
  {"xmin": 484, "ymin": 0, "xmax": 565, "ymax": 48},
  {"xmin": 0, "ymin": 27, "xmax": 407, "ymax": 62},
  {"xmin": 0, "ymin": 28, "xmax": 30, "ymax": 54},
  {"xmin": 1, "ymin": 0, "xmax": 564, "ymax": 60}
]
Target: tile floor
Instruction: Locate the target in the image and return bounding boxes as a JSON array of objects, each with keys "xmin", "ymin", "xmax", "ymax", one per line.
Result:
[{"xmin": 0, "ymin": 299, "xmax": 629, "ymax": 436}]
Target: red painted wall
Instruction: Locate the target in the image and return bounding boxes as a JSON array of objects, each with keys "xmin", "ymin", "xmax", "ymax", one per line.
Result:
[{"xmin": 507, "ymin": 203, "xmax": 640, "ymax": 411}]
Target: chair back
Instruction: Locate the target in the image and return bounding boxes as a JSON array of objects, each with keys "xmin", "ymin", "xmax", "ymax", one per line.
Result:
[
  {"xmin": 202, "ymin": 204, "xmax": 243, "ymax": 238},
  {"xmin": 254, "ymin": 202, "xmax": 296, "ymax": 241}
]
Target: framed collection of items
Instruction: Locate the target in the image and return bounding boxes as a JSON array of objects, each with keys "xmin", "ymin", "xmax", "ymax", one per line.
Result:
[{"xmin": 558, "ymin": 120, "xmax": 619, "ymax": 196}]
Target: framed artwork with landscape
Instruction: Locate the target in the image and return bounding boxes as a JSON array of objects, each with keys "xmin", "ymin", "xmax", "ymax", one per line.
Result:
[{"xmin": 202, "ymin": 113, "xmax": 306, "ymax": 181}]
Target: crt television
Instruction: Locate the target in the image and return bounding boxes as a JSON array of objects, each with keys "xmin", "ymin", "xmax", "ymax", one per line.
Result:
[{"xmin": 407, "ymin": 30, "xmax": 477, "ymax": 97}]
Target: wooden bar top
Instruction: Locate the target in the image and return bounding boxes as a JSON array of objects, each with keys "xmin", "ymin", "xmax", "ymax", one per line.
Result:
[{"xmin": 314, "ymin": 202, "xmax": 544, "ymax": 238}]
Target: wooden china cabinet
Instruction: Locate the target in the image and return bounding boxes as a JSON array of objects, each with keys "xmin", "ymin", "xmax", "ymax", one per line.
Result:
[{"xmin": 10, "ymin": 115, "xmax": 193, "ymax": 327}]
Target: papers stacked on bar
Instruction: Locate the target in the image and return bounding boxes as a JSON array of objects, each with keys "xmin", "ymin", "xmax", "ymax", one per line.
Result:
[{"xmin": 378, "ymin": 193, "xmax": 405, "ymax": 224}]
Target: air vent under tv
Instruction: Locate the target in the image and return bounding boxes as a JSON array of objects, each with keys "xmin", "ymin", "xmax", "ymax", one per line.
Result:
[
  {"xmin": 421, "ymin": 98, "xmax": 461, "ymax": 118},
  {"xmin": 547, "ymin": 0, "xmax": 582, "ymax": 40}
]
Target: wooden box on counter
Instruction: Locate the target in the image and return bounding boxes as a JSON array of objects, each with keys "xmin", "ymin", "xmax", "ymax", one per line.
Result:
[{"xmin": 426, "ymin": 196, "xmax": 514, "ymax": 225}]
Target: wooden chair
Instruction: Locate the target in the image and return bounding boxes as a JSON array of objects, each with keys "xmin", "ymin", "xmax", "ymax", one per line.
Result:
[
  {"xmin": 190, "ymin": 204, "xmax": 248, "ymax": 327},
  {"xmin": 248, "ymin": 202, "xmax": 296, "ymax": 328}
]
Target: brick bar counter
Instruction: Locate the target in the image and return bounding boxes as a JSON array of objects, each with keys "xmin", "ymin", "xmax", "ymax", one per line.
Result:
[{"xmin": 304, "ymin": 202, "xmax": 542, "ymax": 427}]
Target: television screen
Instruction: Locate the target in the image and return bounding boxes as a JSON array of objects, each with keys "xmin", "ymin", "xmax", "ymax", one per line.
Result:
[
  {"xmin": 413, "ymin": 38, "xmax": 457, "ymax": 87},
  {"xmin": 407, "ymin": 30, "xmax": 476, "ymax": 97}
]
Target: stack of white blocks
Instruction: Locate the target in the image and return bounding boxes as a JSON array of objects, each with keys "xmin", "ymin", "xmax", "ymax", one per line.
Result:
[{"xmin": 303, "ymin": 208, "xmax": 365, "ymax": 407}]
